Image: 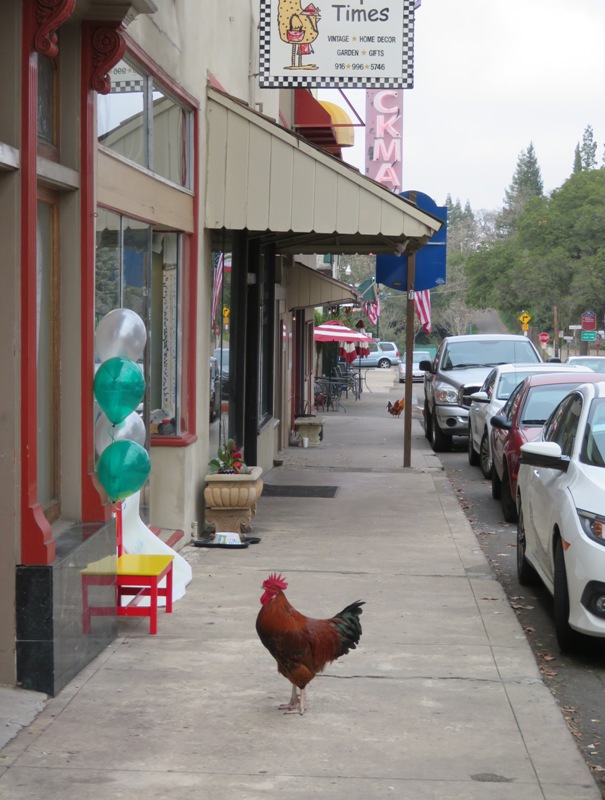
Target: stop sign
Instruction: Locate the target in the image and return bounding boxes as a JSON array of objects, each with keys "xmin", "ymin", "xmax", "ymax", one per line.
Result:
[{"xmin": 539, "ymin": 332, "xmax": 550, "ymax": 344}]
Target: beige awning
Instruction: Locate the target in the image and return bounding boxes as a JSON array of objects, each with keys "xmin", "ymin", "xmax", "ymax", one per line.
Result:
[
  {"xmin": 205, "ymin": 87, "xmax": 443, "ymax": 256},
  {"xmin": 285, "ymin": 262, "xmax": 359, "ymax": 310}
]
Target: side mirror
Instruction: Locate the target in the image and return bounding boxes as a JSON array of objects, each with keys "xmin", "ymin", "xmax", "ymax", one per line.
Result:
[
  {"xmin": 490, "ymin": 415, "xmax": 512, "ymax": 431},
  {"xmin": 470, "ymin": 391, "xmax": 489, "ymax": 403},
  {"xmin": 419, "ymin": 360, "xmax": 432, "ymax": 372},
  {"xmin": 520, "ymin": 440, "xmax": 570, "ymax": 472}
]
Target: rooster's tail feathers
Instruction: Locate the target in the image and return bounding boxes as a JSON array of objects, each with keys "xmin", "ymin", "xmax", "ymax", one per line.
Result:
[{"xmin": 333, "ymin": 600, "xmax": 364, "ymax": 656}]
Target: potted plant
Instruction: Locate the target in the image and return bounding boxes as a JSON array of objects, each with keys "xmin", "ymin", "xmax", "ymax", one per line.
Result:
[
  {"xmin": 204, "ymin": 439, "xmax": 263, "ymax": 534},
  {"xmin": 208, "ymin": 438, "xmax": 251, "ymax": 475}
]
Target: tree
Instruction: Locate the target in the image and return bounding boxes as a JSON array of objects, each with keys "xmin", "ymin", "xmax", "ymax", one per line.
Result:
[
  {"xmin": 466, "ymin": 169, "xmax": 605, "ymax": 333},
  {"xmin": 497, "ymin": 142, "xmax": 544, "ymax": 235},
  {"xmin": 573, "ymin": 143, "xmax": 582, "ymax": 173},
  {"xmin": 580, "ymin": 124, "xmax": 598, "ymax": 170}
]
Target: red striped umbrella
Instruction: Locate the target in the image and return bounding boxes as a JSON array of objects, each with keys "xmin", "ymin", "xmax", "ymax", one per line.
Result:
[
  {"xmin": 314, "ymin": 320, "xmax": 375, "ymax": 366},
  {"xmin": 313, "ymin": 320, "xmax": 375, "ymax": 344}
]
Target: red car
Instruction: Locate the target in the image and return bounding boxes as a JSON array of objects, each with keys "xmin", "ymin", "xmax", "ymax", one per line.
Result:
[{"xmin": 490, "ymin": 372, "xmax": 601, "ymax": 522}]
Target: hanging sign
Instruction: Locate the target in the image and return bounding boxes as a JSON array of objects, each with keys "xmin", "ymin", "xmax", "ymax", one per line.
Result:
[
  {"xmin": 376, "ymin": 191, "xmax": 447, "ymax": 291},
  {"xmin": 365, "ymin": 90, "xmax": 403, "ymax": 191},
  {"xmin": 258, "ymin": 0, "xmax": 416, "ymax": 89}
]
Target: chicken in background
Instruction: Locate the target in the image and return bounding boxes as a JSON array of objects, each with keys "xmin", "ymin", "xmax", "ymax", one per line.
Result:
[
  {"xmin": 256, "ymin": 573, "xmax": 364, "ymax": 715},
  {"xmin": 387, "ymin": 398, "xmax": 405, "ymax": 417}
]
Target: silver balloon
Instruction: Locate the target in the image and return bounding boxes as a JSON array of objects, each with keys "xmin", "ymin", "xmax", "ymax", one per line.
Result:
[
  {"xmin": 95, "ymin": 308, "xmax": 147, "ymax": 362},
  {"xmin": 95, "ymin": 411, "xmax": 147, "ymax": 456}
]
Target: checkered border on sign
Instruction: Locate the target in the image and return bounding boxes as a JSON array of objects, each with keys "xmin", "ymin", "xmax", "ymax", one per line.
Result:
[
  {"xmin": 258, "ymin": 0, "xmax": 415, "ymax": 89},
  {"xmin": 110, "ymin": 79, "xmax": 145, "ymax": 93}
]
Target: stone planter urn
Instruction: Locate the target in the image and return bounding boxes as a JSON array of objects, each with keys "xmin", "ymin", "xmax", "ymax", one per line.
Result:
[
  {"xmin": 203, "ymin": 466, "xmax": 264, "ymax": 535},
  {"xmin": 294, "ymin": 415, "xmax": 324, "ymax": 447}
]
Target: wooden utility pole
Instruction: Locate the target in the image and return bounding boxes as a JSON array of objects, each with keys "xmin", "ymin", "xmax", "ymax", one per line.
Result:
[
  {"xmin": 553, "ymin": 305, "xmax": 558, "ymax": 358},
  {"xmin": 403, "ymin": 252, "xmax": 415, "ymax": 468}
]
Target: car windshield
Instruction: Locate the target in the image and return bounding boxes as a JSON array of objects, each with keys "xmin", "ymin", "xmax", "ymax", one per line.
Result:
[
  {"xmin": 496, "ymin": 368, "xmax": 550, "ymax": 400},
  {"xmin": 442, "ymin": 340, "xmax": 539, "ymax": 370},
  {"xmin": 581, "ymin": 400, "xmax": 605, "ymax": 467},
  {"xmin": 520, "ymin": 385, "xmax": 581, "ymax": 425},
  {"xmin": 569, "ymin": 358, "xmax": 605, "ymax": 373}
]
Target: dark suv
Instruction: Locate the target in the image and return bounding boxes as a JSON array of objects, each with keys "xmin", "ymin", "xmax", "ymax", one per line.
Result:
[{"xmin": 421, "ymin": 334, "xmax": 542, "ymax": 452}]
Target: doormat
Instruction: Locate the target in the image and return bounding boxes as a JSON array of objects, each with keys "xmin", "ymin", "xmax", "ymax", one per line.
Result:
[{"xmin": 262, "ymin": 485, "xmax": 338, "ymax": 498}]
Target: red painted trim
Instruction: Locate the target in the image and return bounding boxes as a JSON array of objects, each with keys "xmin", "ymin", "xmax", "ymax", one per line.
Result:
[
  {"xmin": 81, "ymin": 23, "xmax": 112, "ymax": 523},
  {"xmin": 34, "ymin": 0, "xmax": 76, "ymax": 58},
  {"xmin": 90, "ymin": 25, "xmax": 126, "ymax": 95},
  {"xmin": 151, "ymin": 433, "xmax": 197, "ymax": 447},
  {"xmin": 187, "ymin": 111, "xmax": 199, "ymax": 435},
  {"xmin": 20, "ymin": 4, "xmax": 55, "ymax": 564},
  {"xmin": 208, "ymin": 72, "xmax": 227, "ymax": 92}
]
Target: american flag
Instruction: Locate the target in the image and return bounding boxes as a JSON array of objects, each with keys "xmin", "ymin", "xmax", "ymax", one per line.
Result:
[
  {"xmin": 211, "ymin": 252, "xmax": 224, "ymax": 329},
  {"xmin": 364, "ymin": 299, "xmax": 379, "ymax": 327},
  {"xmin": 414, "ymin": 289, "xmax": 432, "ymax": 334}
]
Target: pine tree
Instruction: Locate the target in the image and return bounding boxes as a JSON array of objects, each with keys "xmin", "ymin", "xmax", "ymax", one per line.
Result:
[
  {"xmin": 497, "ymin": 142, "xmax": 544, "ymax": 235},
  {"xmin": 573, "ymin": 143, "xmax": 582, "ymax": 173},
  {"xmin": 580, "ymin": 125, "xmax": 597, "ymax": 170}
]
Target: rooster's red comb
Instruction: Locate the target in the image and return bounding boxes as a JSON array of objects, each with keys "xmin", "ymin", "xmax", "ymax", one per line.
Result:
[{"xmin": 262, "ymin": 572, "xmax": 288, "ymax": 590}]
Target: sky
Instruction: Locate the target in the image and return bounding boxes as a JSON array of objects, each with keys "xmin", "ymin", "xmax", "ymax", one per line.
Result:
[{"xmin": 319, "ymin": 0, "xmax": 605, "ymax": 212}]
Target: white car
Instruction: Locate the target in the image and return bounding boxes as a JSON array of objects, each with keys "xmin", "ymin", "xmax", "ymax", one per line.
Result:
[
  {"xmin": 517, "ymin": 380, "xmax": 605, "ymax": 651},
  {"xmin": 398, "ymin": 350, "xmax": 432, "ymax": 383},
  {"xmin": 468, "ymin": 363, "xmax": 587, "ymax": 479}
]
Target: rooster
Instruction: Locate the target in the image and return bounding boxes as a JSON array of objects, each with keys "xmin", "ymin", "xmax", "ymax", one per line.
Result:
[
  {"xmin": 256, "ymin": 573, "xmax": 364, "ymax": 715},
  {"xmin": 387, "ymin": 398, "xmax": 405, "ymax": 417}
]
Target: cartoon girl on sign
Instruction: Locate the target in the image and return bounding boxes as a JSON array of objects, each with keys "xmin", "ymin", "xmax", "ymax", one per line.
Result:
[{"xmin": 277, "ymin": 2, "xmax": 321, "ymax": 70}]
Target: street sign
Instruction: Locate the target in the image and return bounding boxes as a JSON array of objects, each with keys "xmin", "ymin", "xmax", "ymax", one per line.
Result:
[
  {"xmin": 539, "ymin": 332, "xmax": 550, "ymax": 344},
  {"xmin": 519, "ymin": 311, "xmax": 531, "ymax": 324},
  {"xmin": 581, "ymin": 330, "xmax": 597, "ymax": 341},
  {"xmin": 521, "ymin": 323, "xmax": 529, "ymax": 332},
  {"xmin": 569, "ymin": 324, "xmax": 582, "ymax": 330},
  {"xmin": 582, "ymin": 311, "xmax": 597, "ymax": 331}
]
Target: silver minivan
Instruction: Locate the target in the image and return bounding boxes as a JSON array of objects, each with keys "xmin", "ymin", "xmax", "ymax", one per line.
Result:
[{"xmin": 350, "ymin": 341, "xmax": 401, "ymax": 369}]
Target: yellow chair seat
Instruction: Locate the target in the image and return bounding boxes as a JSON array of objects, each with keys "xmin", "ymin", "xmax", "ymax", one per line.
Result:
[{"xmin": 117, "ymin": 554, "xmax": 174, "ymax": 576}]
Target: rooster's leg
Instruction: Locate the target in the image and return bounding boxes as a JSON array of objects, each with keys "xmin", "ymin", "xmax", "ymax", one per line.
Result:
[{"xmin": 279, "ymin": 684, "xmax": 306, "ymax": 714}]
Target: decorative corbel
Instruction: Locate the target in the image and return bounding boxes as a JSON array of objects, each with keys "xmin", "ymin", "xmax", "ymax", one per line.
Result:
[
  {"xmin": 34, "ymin": 0, "xmax": 76, "ymax": 58},
  {"xmin": 90, "ymin": 25, "xmax": 126, "ymax": 95}
]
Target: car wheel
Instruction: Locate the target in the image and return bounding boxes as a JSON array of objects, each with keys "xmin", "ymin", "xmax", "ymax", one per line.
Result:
[
  {"xmin": 500, "ymin": 465, "xmax": 517, "ymax": 523},
  {"xmin": 491, "ymin": 464, "xmax": 501, "ymax": 499},
  {"xmin": 553, "ymin": 538, "xmax": 584, "ymax": 653},
  {"xmin": 424, "ymin": 401, "xmax": 432, "ymax": 441},
  {"xmin": 516, "ymin": 502, "xmax": 537, "ymax": 585},
  {"xmin": 479, "ymin": 431, "xmax": 492, "ymax": 479},
  {"xmin": 377, "ymin": 358, "xmax": 391, "ymax": 369},
  {"xmin": 431, "ymin": 416, "xmax": 451, "ymax": 452},
  {"xmin": 468, "ymin": 424, "xmax": 480, "ymax": 466}
]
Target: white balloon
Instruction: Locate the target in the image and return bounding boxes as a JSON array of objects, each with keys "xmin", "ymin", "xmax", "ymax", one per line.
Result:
[
  {"xmin": 95, "ymin": 411, "xmax": 147, "ymax": 456},
  {"xmin": 95, "ymin": 308, "xmax": 147, "ymax": 362}
]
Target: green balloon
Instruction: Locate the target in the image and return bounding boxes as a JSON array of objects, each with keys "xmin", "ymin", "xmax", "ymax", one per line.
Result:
[
  {"xmin": 94, "ymin": 357, "xmax": 145, "ymax": 425},
  {"xmin": 97, "ymin": 440, "xmax": 151, "ymax": 502}
]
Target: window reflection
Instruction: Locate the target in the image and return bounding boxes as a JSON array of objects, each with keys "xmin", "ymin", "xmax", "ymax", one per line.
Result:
[
  {"xmin": 37, "ymin": 53, "xmax": 56, "ymax": 146},
  {"xmin": 152, "ymin": 84, "xmax": 186, "ymax": 185},
  {"xmin": 97, "ymin": 59, "xmax": 191, "ymax": 188},
  {"xmin": 95, "ymin": 213, "xmax": 180, "ymax": 435},
  {"xmin": 97, "ymin": 60, "xmax": 146, "ymax": 169}
]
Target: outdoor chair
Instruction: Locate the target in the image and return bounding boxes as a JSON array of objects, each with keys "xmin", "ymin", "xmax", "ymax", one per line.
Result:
[{"xmin": 81, "ymin": 504, "xmax": 174, "ymax": 635}]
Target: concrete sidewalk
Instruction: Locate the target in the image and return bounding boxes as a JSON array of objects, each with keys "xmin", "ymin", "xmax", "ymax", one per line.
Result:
[{"xmin": 0, "ymin": 369, "xmax": 600, "ymax": 799}]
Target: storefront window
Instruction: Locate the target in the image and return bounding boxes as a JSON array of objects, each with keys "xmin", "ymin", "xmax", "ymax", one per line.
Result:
[
  {"xmin": 97, "ymin": 58, "xmax": 192, "ymax": 188},
  {"xmin": 37, "ymin": 53, "xmax": 57, "ymax": 148},
  {"xmin": 95, "ymin": 212, "xmax": 181, "ymax": 435}
]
